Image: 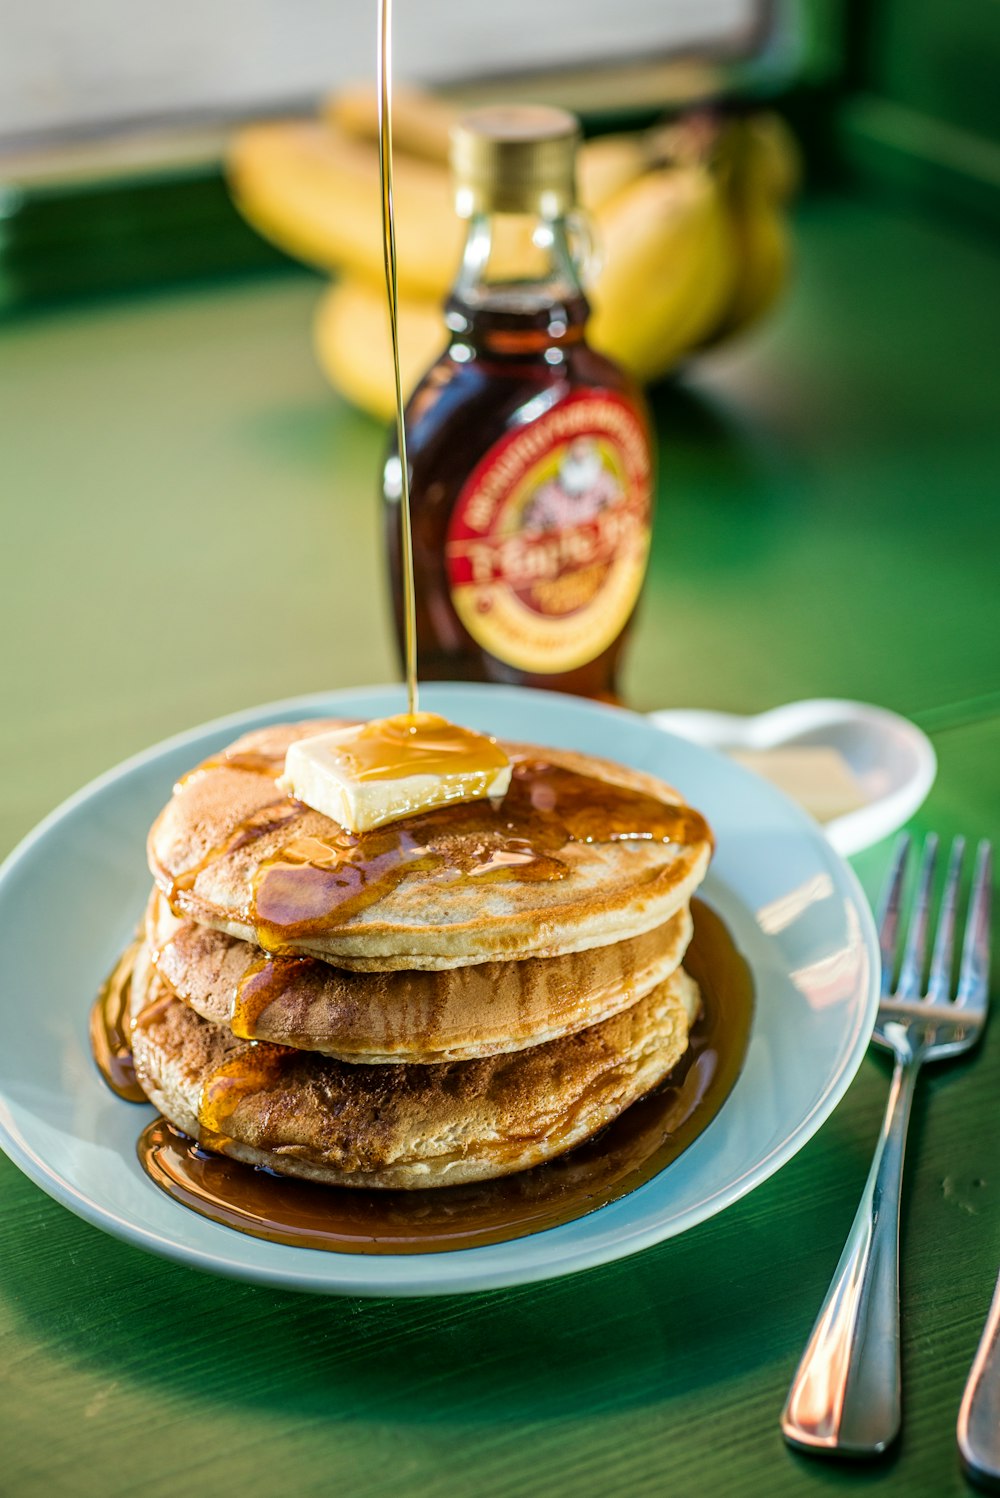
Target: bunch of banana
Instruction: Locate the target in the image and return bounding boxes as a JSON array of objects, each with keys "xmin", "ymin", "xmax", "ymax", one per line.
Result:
[{"xmin": 227, "ymin": 85, "xmax": 800, "ymax": 421}]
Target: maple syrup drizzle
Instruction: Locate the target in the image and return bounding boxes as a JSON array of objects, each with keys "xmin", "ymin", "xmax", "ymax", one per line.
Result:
[
  {"xmin": 197, "ymin": 1042, "xmax": 298, "ymax": 1152},
  {"xmin": 131, "ymin": 992, "xmax": 177, "ymax": 1041},
  {"xmin": 162, "ymin": 800, "xmax": 300, "ymax": 916},
  {"xmin": 249, "ymin": 759, "xmax": 711, "ymax": 948},
  {"xmin": 89, "ymin": 940, "xmax": 147, "ymax": 1102},
  {"xmin": 229, "ymin": 953, "xmax": 312, "ymax": 1040},
  {"xmin": 179, "ymin": 747, "xmax": 289, "ymax": 784},
  {"xmin": 132, "ymin": 900, "xmax": 753, "ymax": 1254},
  {"xmin": 164, "ymin": 745, "xmax": 709, "ymax": 946},
  {"xmin": 326, "ymin": 711, "xmax": 509, "ymax": 784},
  {"xmin": 378, "ymin": 0, "xmax": 418, "ymax": 717}
]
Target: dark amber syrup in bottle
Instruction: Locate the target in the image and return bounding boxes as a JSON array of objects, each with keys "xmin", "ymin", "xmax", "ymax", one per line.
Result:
[
  {"xmin": 384, "ymin": 111, "xmax": 654, "ymax": 703},
  {"xmin": 386, "ymin": 286, "xmax": 650, "ymax": 700}
]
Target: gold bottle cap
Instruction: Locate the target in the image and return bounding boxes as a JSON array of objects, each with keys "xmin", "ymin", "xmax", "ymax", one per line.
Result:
[{"xmin": 450, "ymin": 105, "xmax": 580, "ymax": 218}]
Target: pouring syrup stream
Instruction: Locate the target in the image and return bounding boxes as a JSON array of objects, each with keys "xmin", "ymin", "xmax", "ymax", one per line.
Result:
[{"xmin": 378, "ymin": 0, "xmax": 418, "ymax": 717}]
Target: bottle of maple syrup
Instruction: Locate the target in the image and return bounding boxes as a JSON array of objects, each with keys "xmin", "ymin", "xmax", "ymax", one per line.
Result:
[{"xmin": 383, "ymin": 106, "xmax": 653, "ymax": 701}]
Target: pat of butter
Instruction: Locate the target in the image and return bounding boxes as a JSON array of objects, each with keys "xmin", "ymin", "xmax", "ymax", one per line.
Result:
[
  {"xmin": 729, "ymin": 745, "xmax": 867, "ymax": 823},
  {"xmin": 277, "ymin": 712, "xmax": 512, "ymax": 833}
]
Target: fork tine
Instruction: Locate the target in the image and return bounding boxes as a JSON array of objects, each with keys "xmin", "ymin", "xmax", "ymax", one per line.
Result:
[
  {"xmin": 927, "ymin": 837, "xmax": 965, "ymax": 1002},
  {"xmin": 896, "ymin": 833, "xmax": 938, "ymax": 999},
  {"xmin": 876, "ymin": 835, "xmax": 911, "ymax": 996},
  {"xmin": 957, "ymin": 841, "xmax": 992, "ymax": 1011}
]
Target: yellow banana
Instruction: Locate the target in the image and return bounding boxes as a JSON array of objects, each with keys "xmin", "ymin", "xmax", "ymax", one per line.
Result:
[
  {"xmin": 705, "ymin": 114, "xmax": 796, "ymax": 342},
  {"xmin": 314, "ymin": 278, "xmax": 446, "ymax": 423},
  {"xmin": 317, "ymin": 164, "xmax": 737, "ymax": 419},
  {"xmin": 237, "ymin": 92, "xmax": 797, "ymax": 415},
  {"xmin": 322, "ymin": 83, "xmax": 651, "ymax": 211},
  {"xmin": 227, "ymin": 113, "xmax": 657, "ymax": 306},
  {"xmin": 740, "ymin": 112, "xmax": 802, "ymax": 202},
  {"xmin": 577, "ymin": 132, "xmax": 655, "ymax": 212},
  {"xmin": 227, "ymin": 121, "xmax": 464, "ymax": 298},
  {"xmin": 714, "ymin": 200, "xmax": 791, "ymax": 338},
  {"xmin": 587, "ymin": 164, "xmax": 736, "ymax": 382},
  {"xmin": 323, "ymin": 82, "xmax": 455, "ymax": 163}
]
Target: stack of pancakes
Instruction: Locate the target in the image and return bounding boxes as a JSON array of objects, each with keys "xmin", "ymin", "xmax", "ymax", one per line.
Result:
[{"xmin": 131, "ymin": 720, "xmax": 713, "ymax": 1190}]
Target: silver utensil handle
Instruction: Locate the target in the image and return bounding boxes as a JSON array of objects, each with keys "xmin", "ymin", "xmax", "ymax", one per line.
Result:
[
  {"xmin": 781, "ymin": 1055, "xmax": 919, "ymax": 1456},
  {"xmin": 958, "ymin": 1270, "xmax": 1000, "ymax": 1486}
]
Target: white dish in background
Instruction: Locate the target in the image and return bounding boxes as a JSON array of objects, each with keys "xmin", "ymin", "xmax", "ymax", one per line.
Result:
[
  {"xmin": 0, "ymin": 684, "xmax": 879, "ymax": 1297},
  {"xmin": 649, "ymin": 699, "xmax": 936, "ymax": 857}
]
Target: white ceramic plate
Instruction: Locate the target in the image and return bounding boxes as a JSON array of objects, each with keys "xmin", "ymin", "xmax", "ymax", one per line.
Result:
[
  {"xmin": 0, "ymin": 684, "xmax": 879, "ymax": 1297},
  {"xmin": 649, "ymin": 699, "xmax": 936, "ymax": 857}
]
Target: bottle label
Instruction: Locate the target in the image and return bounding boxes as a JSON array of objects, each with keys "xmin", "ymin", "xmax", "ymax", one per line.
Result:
[{"xmin": 445, "ymin": 391, "xmax": 652, "ymax": 674}]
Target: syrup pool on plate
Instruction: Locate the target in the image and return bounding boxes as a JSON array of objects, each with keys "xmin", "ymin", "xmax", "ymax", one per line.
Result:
[{"xmin": 92, "ymin": 900, "xmax": 753, "ymax": 1255}]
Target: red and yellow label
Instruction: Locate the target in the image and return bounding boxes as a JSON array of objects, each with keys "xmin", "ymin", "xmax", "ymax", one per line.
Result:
[{"xmin": 445, "ymin": 391, "xmax": 652, "ymax": 674}]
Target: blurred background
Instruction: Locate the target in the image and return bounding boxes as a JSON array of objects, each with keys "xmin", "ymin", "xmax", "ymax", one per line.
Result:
[
  {"xmin": 0, "ymin": 1, "xmax": 785, "ymax": 143},
  {"xmin": 1, "ymin": 0, "xmax": 811, "ymax": 306},
  {"xmin": 1, "ymin": 0, "xmax": 998, "ymax": 854}
]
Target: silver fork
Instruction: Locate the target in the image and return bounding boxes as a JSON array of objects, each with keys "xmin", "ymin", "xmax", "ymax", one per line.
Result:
[
  {"xmin": 958, "ymin": 1267, "xmax": 1000, "ymax": 1486},
  {"xmin": 781, "ymin": 833, "xmax": 992, "ymax": 1456}
]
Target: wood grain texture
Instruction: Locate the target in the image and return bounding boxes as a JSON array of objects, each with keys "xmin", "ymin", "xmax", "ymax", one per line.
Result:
[{"xmin": 0, "ymin": 191, "xmax": 998, "ymax": 1497}]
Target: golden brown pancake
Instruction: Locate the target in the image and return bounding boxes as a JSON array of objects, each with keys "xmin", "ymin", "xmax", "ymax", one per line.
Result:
[
  {"xmin": 147, "ymin": 720, "xmax": 713, "ymax": 970},
  {"xmin": 130, "ymin": 939, "xmax": 701, "ymax": 1190},
  {"xmin": 146, "ymin": 887, "xmax": 693, "ymax": 1063}
]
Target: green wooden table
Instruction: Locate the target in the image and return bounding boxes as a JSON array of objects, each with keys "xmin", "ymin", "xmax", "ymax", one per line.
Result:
[{"xmin": 1, "ymin": 192, "xmax": 998, "ymax": 1497}]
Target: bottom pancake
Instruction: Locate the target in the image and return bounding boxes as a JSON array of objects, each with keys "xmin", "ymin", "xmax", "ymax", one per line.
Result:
[{"xmin": 130, "ymin": 940, "xmax": 700, "ymax": 1190}]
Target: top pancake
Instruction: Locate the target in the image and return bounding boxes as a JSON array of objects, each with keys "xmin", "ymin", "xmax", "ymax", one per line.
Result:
[{"xmin": 148, "ymin": 720, "xmax": 712, "ymax": 971}]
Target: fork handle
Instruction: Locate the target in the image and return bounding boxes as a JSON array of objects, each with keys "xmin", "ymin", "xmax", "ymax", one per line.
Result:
[
  {"xmin": 781, "ymin": 1054, "xmax": 919, "ymax": 1456},
  {"xmin": 958, "ymin": 1269, "xmax": 1000, "ymax": 1486}
]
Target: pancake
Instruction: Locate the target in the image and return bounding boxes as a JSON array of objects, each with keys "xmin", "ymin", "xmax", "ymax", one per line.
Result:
[
  {"xmin": 129, "ymin": 939, "xmax": 701, "ymax": 1189},
  {"xmin": 146, "ymin": 888, "xmax": 694, "ymax": 1062},
  {"xmin": 147, "ymin": 720, "xmax": 713, "ymax": 970}
]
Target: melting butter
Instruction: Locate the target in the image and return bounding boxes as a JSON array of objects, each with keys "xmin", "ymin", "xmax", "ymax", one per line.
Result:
[{"xmin": 278, "ymin": 712, "xmax": 512, "ymax": 832}]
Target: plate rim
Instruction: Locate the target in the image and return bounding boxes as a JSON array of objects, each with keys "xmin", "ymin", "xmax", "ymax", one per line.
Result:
[{"xmin": 0, "ymin": 683, "xmax": 880, "ymax": 1296}]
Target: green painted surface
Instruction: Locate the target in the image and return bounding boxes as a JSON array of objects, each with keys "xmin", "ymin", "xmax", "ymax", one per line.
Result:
[
  {"xmin": 0, "ymin": 193, "xmax": 998, "ymax": 1495},
  {"xmin": 836, "ymin": 1, "xmax": 1000, "ymax": 237},
  {"xmin": 867, "ymin": 0, "xmax": 1000, "ymax": 149}
]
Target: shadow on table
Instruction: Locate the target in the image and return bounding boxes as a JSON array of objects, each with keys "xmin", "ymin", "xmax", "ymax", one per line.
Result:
[
  {"xmin": 644, "ymin": 376, "xmax": 800, "ymax": 569},
  {"xmin": 1, "ymin": 1098, "xmax": 885, "ymax": 1436}
]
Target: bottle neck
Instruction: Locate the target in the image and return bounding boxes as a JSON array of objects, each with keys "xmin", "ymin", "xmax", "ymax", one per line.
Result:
[{"xmin": 446, "ymin": 210, "xmax": 590, "ymax": 354}]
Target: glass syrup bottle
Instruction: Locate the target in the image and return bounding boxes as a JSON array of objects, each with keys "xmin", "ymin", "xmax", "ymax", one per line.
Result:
[{"xmin": 383, "ymin": 105, "xmax": 653, "ymax": 701}]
